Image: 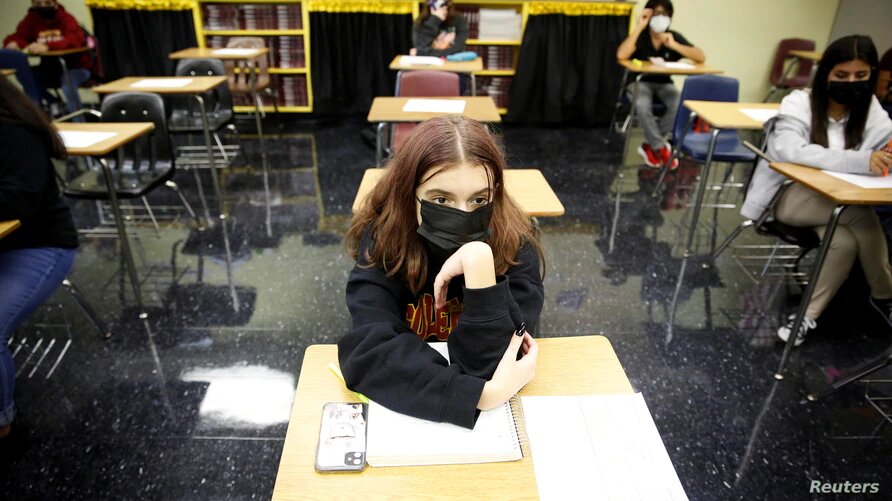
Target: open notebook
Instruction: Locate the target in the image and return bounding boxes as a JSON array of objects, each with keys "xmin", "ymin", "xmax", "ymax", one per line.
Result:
[{"xmin": 365, "ymin": 343, "xmax": 526, "ymax": 467}]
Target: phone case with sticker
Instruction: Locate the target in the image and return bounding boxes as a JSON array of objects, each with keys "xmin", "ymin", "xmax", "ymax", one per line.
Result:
[{"xmin": 315, "ymin": 402, "xmax": 368, "ymax": 473}]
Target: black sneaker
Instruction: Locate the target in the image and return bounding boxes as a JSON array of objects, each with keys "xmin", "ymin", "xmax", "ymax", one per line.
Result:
[
  {"xmin": 869, "ymin": 296, "xmax": 892, "ymax": 328},
  {"xmin": 777, "ymin": 314, "xmax": 816, "ymax": 347}
]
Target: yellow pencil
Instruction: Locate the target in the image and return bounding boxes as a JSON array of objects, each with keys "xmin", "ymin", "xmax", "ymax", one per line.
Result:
[{"xmin": 328, "ymin": 361, "xmax": 370, "ymax": 404}]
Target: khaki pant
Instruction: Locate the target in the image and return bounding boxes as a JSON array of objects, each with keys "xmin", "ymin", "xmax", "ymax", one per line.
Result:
[{"xmin": 776, "ymin": 183, "xmax": 892, "ymax": 319}]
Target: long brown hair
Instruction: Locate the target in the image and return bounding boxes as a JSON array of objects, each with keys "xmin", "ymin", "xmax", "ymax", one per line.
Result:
[
  {"xmin": 346, "ymin": 115, "xmax": 544, "ymax": 293},
  {"xmin": 0, "ymin": 75, "xmax": 66, "ymax": 158}
]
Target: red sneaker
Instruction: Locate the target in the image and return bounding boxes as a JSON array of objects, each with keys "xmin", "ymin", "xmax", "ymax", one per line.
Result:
[
  {"xmin": 657, "ymin": 145, "xmax": 679, "ymax": 170},
  {"xmin": 636, "ymin": 143, "xmax": 662, "ymax": 168}
]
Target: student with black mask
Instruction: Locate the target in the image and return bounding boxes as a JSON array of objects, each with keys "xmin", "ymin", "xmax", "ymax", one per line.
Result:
[{"xmin": 340, "ymin": 116, "xmax": 544, "ymax": 429}]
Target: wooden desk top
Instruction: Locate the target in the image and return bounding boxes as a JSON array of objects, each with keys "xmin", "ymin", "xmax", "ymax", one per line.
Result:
[
  {"xmin": 28, "ymin": 46, "xmax": 88, "ymax": 57},
  {"xmin": 389, "ymin": 55, "xmax": 483, "ymax": 73},
  {"xmin": 271, "ymin": 335, "xmax": 633, "ymax": 501},
  {"xmin": 54, "ymin": 122, "xmax": 155, "ymax": 157},
  {"xmin": 92, "ymin": 76, "xmax": 227, "ymax": 95},
  {"xmin": 788, "ymin": 50, "xmax": 823, "ymax": 62},
  {"xmin": 618, "ymin": 59, "xmax": 723, "ymax": 76},
  {"xmin": 0, "ymin": 220, "xmax": 21, "ymax": 240},
  {"xmin": 353, "ymin": 168, "xmax": 565, "ymax": 217},
  {"xmin": 770, "ymin": 162, "xmax": 892, "ymax": 205},
  {"xmin": 1, "ymin": 69, "xmax": 15, "ymax": 76},
  {"xmin": 368, "ymin": 96, "xmax": 501, "ymax": 123},
  {"xmin": 169, "ymin": 47, "xmax": 269, "ymax": 60},
  {"xmin": 683, "ymin": 101, "xmax": 780, "ymax": 130}
]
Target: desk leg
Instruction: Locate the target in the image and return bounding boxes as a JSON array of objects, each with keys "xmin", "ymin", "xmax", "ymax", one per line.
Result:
[
  {"xmin": 58, "ymin": 56, "xmax": 74, "ymax": 114},
  {"xmin": 684, "ymin": 127, "xmax": 720, "ymax": 256},
  {"xmin": 610, "ymin": 68, "xmax": 630, "ymax": 134},
  {"xmin": 470, "ymin": 73, "xmax": 476, "ymax": 97},
  {"xmin": 775, "ymin": 205, "xmax": 846, "ymax": 379},
  {"xmin": 98, "ymin": 158, "xmax": 145, "ymax": 318},
  {"xmin": 620, "ymin": 74, "xmax": 643, "ymax": 165},
  {"xmin": 249, "ymin": 61, "xmax": 273, "ymax": 238},
  {"xmin": 195, "ymin": 95, "xmax": 240, "ymax": 314},
  {"xmin": 376, "ymin": 122, "xmax": 386, "ymax": 166}
]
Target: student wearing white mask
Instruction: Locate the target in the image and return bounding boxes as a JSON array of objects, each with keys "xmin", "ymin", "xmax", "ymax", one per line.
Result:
[{"xmin": 617, "ymin": 0, "xmax": 705, "ymax": 168}]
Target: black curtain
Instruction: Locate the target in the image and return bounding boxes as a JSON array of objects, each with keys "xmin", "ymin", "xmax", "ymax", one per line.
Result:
[
  {"xmin": 310, "ymin": 12, "xmax": 412, "ymax": 115},
  {"xmin": 90, "ymin": 9, "xmax": 197, "ymax": 81},
  {"xmin": 507, "ymin": 14, "xmax": 629, "ymax": 125}
]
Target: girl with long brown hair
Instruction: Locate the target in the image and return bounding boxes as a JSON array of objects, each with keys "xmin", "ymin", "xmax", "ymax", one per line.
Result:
[{"xmin": 340, "ymin": 115, "xmax": 544, "ymax": 429}]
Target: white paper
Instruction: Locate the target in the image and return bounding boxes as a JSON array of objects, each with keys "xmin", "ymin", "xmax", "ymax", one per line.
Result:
[
  {"xmin": 739, "ymin": 108, "xmax": 779, "ymax": 124},
  {"xmin": 402, "ymin": 98, "xmax": 466, "ymax": 114},
  {"xmin": 212, "ymin": 48, "xmax": 260, "ymax": 56},
  {"xmin": 522, "ymin": 393, "xmax": 688, "ymax": 501},
  {"xmin": 130, "ymin": 78, "xmax": 193, "ymax": 88},
  {"xmin": 398, "ymin": 55, "xmax": 444, "ymax": 66},
  {"xmin": 661, "ymin": 61, "xmax": 696, "ymax": 70},
  {"xmin": 824, "ymin": 171, "xmax": 892, "ymax": 189},
  {"xmin": 58, "ymin": 130, "xmax": 117, "ymax": 149}
]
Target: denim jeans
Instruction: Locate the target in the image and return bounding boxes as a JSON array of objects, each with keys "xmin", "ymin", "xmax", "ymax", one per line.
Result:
[
  {"xmin": 0, "ymin": 49, "xmax": 90, "ymax": 113},
  {"xmin": 0, "ymin": 247, "xmax": 76, "ymax": 426},
  {"xmin": 627, "ymin": 81, "xmax": 680, "ymax": 149}
]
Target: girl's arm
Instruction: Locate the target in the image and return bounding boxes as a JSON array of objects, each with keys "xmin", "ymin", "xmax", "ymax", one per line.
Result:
[
  {"xmin": 412, "ymin": 16, "xmax": 444, "ymax": 57},
  {"xmin": 769, "ymin": 114, "xmax": 874, "ymax": 174}
]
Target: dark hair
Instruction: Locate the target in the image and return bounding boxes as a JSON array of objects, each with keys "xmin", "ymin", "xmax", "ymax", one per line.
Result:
[
  {"xmin": 0, "ymin": 76, "xmax": 66, "ymax": 158},
  {"xmin": 810, "ymin": 35, "xmax": 878, "ymax": 149},
  {"xmin": 417, "ymin": 2, "xmax": 460, "ymax": 27},
  {"xmin": 645, "ymin": 0, "xmax": 674, "ymax": 17},
  {"xmin": 346, "ymin": 116, "xmax": 544, "ymax": 293}
]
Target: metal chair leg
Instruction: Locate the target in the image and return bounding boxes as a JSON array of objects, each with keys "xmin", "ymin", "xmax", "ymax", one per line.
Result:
[
  {"xmin": 713, "ymin": 220, "xmax": 754, "ymax": 260},
  {"xmin": 808, "ymin": 347, "xmax": 892, "ymax": 401},
  {"xmin": 141, "ymin": 196, "xmax": 161, "ymax": 237},
  {"xmin": 61, "ymin": 279, "xmax": 112, "ymax": 339},
  {"xmin": 213, "ymin": 132, "xmax": 229, "ymax": 163},
  {"xmin": 165, "ymin": 180, "xmax": 204, "ymax": 230}
]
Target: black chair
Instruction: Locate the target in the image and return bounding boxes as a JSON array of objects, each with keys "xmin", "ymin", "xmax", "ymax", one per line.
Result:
[
  {"xmin": 169, "ymin": 58, "xmax": 240, "ymax": 166},
  {"xmin": 62, "ymin": 91, "xmax": 202, "ymax": 313}
]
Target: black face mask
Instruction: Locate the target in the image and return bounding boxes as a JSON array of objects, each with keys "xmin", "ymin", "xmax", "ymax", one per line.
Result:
[
  {"xmin": 31, "ymin": 6, "xmax": 57, "ymax": 20},
  {"xmin": 416, "ymin": 200, "xmax": 492, "ymax": 259},
  {"xmin": 827, "ymin": 80, "xmax": 872, "ymax": 107}
]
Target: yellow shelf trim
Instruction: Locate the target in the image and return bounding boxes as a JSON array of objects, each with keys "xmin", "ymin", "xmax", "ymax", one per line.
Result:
[
  {"xmin": 528, "ymin": 2, "xmax": 633, "ymax": 16},
  {"xmin": 86, "ymin": 0, "xmax": 193, "ymax": 9},
  {"xmin": 307, "ymin": 0, "xmax": 414, "ymax": 14},
  {"xmin": 204, "ymin": 29, "xmax": 305, "ymax": 36}
]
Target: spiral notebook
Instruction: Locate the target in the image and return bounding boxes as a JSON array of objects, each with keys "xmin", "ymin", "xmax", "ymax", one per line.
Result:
[{"xmin": 365, "ymin": 343, "xmax": 527, "ymax": 467}]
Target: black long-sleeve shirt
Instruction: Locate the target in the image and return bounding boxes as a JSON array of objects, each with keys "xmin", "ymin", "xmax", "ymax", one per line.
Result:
[
  {"xmin": 339, "ymin": 232, "xmax": 543, "ymax": 429},
  {"xmin": 0, "ymin": 123, "xmax": 78, "ymax": 252},
  {"xmin": 412, "ymin": 15, "xmax": 469, "ymax": 57}
]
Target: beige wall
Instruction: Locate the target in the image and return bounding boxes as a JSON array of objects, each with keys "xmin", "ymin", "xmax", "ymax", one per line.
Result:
[
  {"xmin": 1, "ymin": 0, "xmax": 92, "ymax": 43},
  {"xmin": 830, "ymin": 0, "xmax": 892, "ymax": 56},
  {"xmin": 632, "ymin": 0, "xmax": 840, "ymax": 101}
]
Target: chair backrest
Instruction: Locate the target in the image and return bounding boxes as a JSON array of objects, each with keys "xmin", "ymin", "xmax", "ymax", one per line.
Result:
[
  {"xmin": 100, "ymin": 92, "xmax": 172, "ymax": 168},
  {"xmin": 769, "ymin": 38, "xmax": 816, "ymax": 85},
  {"xmin": 224, "ymin": 37, "xmax": 270, "ymax": 92},
  {"xmin": 396, "ymin": 71, "xmax": 461, "ymax": 97},
  {"xmin": 175, "ymin": 58, "xmax": 233, "ymax": 112},
  {"xmin": 672, "ymin": 75, "xmax": 739, "ymax": 143}
]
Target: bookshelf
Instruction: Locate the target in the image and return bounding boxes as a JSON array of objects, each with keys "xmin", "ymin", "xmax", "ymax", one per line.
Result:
[
  {"xmin": 192, "ymin": 0, "xmax": 314, "ymax": 113},
  {"xmin": 413, "ymin": 0, "xmax": 528, "ymax": 114}
]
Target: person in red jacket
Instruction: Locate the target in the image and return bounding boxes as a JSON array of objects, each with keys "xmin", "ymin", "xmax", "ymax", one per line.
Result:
[{"xmin": 1, "ymin": 0, "xmax": 91, "ymax": 113}]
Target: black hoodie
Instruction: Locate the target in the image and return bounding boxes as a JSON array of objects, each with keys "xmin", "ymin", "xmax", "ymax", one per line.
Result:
[{"xmin": 338, "ymin": 231, "xmax": 543, "ymax": 429}]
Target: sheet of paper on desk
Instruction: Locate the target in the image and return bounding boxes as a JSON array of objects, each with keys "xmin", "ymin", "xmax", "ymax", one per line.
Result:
[
  {"xmin": 131, "ymin": 78, "xmax": 193, "ymax": 88},
  {"xmin": 58, "ymin": 130, "xmax": 117, "ymax": 148},
  {"xmin": 739, "ymin": 108, "xmax": 779, "ymax": 123},
  {"xmin": 399, "ymin": 55, "xmax": 444, "ymax": 66},
  {"xmin": 825, "ymin": 171, "xmax": 892, "ymax": 189},
  {"xmin": 402, "ymin": 99, "xmax": 466, "ymax": 113},
  {"xmin": 522, "ymin": 393, "xmax": 688, "ymax": 501},
  {"xmin": 661, "ymin": 61, "xmax": 695, "ymax": 70},
  {"xmin": 213, "ymin": 48, "xmax": 260, "ymax": 56}
]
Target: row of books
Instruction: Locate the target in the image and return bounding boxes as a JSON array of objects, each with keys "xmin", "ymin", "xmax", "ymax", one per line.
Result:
[
  {"xmin": 468, "ymin": 46, "xmax": 515, "ymax": 70},
  {"xmin": 232, "ymin": 78, "xmax": 309, "ymax": 107},
  {"xmin": 476, "ymin": 77, "xmax": 511, "ymax": 108},
  {"xmin": 202, "ymin": 4, "xmax": 303, "ymax": 31},
  {"xmin": 456, "ymin": 8, "xmax": 522, "ymax": 41},
  {"xmin": 205, "ymin": 36, "xmax": 306, "ymax": 69}
]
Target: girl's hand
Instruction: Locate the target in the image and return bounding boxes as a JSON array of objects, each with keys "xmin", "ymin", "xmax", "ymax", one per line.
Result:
[
  {"xmin": 478, "ymin": 332, "xmax": 539, "ymax": 410},
  {"xmin": 433, "ymin": 241, "xmax": 495, "ymax": 309},
  {"xmin": 869, "ymin": 150, "xmax": 892, "ymax": 176},
  {"xmin": 637, "ymin": 8, "xmax": 653, "ymax": 30}
]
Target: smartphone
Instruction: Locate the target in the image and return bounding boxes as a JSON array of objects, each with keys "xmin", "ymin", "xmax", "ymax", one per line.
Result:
[{"xmin": 314, "ymin": 402, "xmax": 368, "ymax": 473}]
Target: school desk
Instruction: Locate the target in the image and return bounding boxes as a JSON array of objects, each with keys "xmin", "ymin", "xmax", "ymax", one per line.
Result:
[
  {"xmin": 1, "ymin": 69, "xmax": 14, "ymax": 77},
  {"xmin": 271, "ymin": 335, "xmax": 634, "ymax": 501},
  {"xmin": 787, "ymin": 50, "xmax": 823, "ymax": 62},
  {"xmin": 26, "ymin": 46, "xmax": 89, "ymax": 114},
  {"xmin": 352, "ymin": 168, "xmax": 565, "ymax": 217},
  {"xmin": 54, "ymin": 122, "xmax": 155, "ymax": 315},
  {"xmin": 368, "ymin": 96, "xmax": 502, "ymax": 165},
  {"xmin": 769, "ymin": 162, "xmax": 892, "ymax": 380},
  {"xmin": 0, "ymin": 220, "xmax": 21, "ymax": 240},
  {"xmin": 389, "ymin": 55, "xmax": 484, "ymax": 96}
]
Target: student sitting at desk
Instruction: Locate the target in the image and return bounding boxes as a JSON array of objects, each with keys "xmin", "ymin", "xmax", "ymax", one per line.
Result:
[
  {"xmin": 340, "ymin": 116, "xmax": 543, "ymax": 429},
  {"xmin": 0, "ymin": 77, "xmax": 78, "ymax": 441},
  {"xmin": 411, "ymin": 0, "xmax": 469, "ymax": 57},
  {"xmin": 740, "ymin": 35, "xmax": 892, "ymax": 346},
  {"xmin": 616, "ymin": 0, "xmax": 705, "ymax": 169},
  {"xmin": 1, "ymin": 0, "xmax": 91, "ymax": 113}
]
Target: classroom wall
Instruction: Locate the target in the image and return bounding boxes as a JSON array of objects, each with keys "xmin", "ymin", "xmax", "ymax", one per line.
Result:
[
  {"xmin": 0, "ymin": 0, "xmax": 93, "ymax": 42},
  {"xmin": 829, "ymin": 0, "xmax": 892, "ymax": 56},
  {"xmin": 631, "ymin": 0, "xmax": 840, "ymax": 101}
]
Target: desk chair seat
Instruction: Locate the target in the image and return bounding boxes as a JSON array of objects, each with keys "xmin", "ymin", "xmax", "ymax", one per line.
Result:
[
  {"xmin": 64, "ymin": 160, "xmax": 174, "ymax": 199},
  {"xmin": 384, "ymin": 71, "xmax": 461, "ymax": 160},
  {"xmin": 169, "ymin": 109, "xmax": 234, "ymax": 131},
  {"xmin": 765, "ymin": 38, "xmax": 815, "ymax": 102},
  {"xmin": 679, "ymin": 130, "xmax": 755, "ymax": 164},
  {"xmin": 169, "ymin": 58, "xmax": 236, "ymax": 132}
]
